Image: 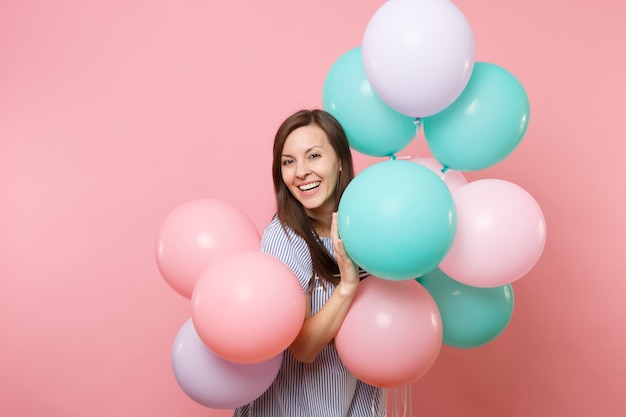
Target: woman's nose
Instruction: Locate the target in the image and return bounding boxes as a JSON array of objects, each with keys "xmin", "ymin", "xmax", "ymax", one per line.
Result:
[{"xmin": 296, "ymin": 162, "xmax": 310, "ymax": 178}]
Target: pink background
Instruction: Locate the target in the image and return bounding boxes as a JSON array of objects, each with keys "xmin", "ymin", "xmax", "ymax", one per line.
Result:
[{"xmin": 1, "ymin": 1, "xmax": 624, "ymax": 416}]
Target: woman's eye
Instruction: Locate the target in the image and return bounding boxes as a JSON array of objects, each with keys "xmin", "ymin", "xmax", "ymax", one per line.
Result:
[
  {"xmin": 282, "ymin": 159, "xmax": 293, "ymax": 166},
  {"xmin": 309, "ymin": 153, "xmax": 321, "ymax": 159}
]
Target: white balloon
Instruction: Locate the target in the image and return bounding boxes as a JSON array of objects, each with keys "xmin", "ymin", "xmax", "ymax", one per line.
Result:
[{"xmin": 362, "ymin": 0, "xmax": 475, "ymax": 117}]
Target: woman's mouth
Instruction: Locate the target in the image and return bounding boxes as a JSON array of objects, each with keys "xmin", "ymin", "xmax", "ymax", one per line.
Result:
[{"xmin": 299, "ymin": 181, "xmax": 320, "ymax": 192}]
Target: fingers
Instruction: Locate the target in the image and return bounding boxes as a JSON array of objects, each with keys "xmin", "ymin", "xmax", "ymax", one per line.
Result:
[
  {"xmin": 332, "ymin": 213, "xmax": 358, "ymax": 279},
  {"xmin": 331, "ymin": 213, "xmax": 345, "ymax": 259},
  {"xmin": 332, "ymin": 213, "xmax": 346, "ymax": 249},
  {"xmin": 334, "ymin": 236, "xmax": 345, "ymax": 260}
]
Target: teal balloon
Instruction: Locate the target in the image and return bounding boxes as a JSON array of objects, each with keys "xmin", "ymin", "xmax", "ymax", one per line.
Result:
[
  {"xmin": 323, "ymin": 47, "xmax": 417, "ymax": 157},
  {"xmin": 337, "ymin": 160, "xmax": 456, "ymax": 280},
  {"xmin": 423, "ymin": 62, "xmax": 530, "ymax": 171},
  {"xmin": 418, "ymin": 268, "xmax": 514, "ymax": 348}
]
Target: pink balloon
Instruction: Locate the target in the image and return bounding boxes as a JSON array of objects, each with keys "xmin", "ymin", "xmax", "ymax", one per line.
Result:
[
  {"xmin": 362, "ymin": 0, "xmax": 474, "ymax": 117},
  {"xmin": 172, "ymin": 318, "xmax": 282, "ymax": 409},
  {"xmin": 155, "ymin": 199, "xmax": 260, "ymax": 299},
  {"xmin": 191, "ymin": 250, "xmax": 305, "ymax": 364},
  {"xmin": 412, "ymin": 157, "xmax": 468, "ymax": 192},
  {"xmin": 335, "ymin": 277, "xmax": 442, "ymax": 388},
  {"xmin": 439, "ymin": 179, "xmax": 547, "ymax": 287}
]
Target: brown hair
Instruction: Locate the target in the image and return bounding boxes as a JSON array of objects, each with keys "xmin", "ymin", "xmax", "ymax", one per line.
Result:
[{"xmin": 272, "ymin": 109, "xmax": 354, "ymax": 286}]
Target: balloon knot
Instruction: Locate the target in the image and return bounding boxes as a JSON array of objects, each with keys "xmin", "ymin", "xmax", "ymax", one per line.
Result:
[
  {"xmin": 441, "ymin": 166, "xmax": 449, "ymax": 174},
  {"xmin": 389, "ymin": 154, "xmax": 397, "ymax": 160}
]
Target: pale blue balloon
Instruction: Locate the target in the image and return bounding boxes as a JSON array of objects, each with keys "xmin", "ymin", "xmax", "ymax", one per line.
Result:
[
  {"xmin": 423, "ymin": 62, "xmax": 530, "ymax": 171},
  {"xmin": 418, "ymin": 268, "xmax": 514, "ymax": 348},
  {"xmin": 323, "ymin": 47, "xmax": 417, "ymax": 157},
  {"xmin": 337, "ymin": 160, "xmax": 456, "ymax": 280}
]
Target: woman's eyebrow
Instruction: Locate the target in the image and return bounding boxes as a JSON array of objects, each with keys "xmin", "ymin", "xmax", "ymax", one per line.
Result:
[{"xmin": 281, "ymin": 146, "xmax": 323, "ymax": 158}]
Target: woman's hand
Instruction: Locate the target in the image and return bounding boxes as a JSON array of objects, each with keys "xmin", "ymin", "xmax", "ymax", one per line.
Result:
[{"xmin": 331, "ymin": 212, "xmax": 359, "ymax": 295}]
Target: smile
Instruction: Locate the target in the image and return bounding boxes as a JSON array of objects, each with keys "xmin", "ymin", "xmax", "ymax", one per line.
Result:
[{"xmin": 299, "ymin": 181, "xmax": 320, "ymax": 192}]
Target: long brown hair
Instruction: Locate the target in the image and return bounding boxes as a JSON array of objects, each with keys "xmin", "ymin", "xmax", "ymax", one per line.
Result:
[{"xmin": 272, "ymin": 109, "xmax": 354, "ymax": 286}]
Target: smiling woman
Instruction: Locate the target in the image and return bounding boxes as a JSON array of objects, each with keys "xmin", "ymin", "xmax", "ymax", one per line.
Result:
[
  {"xmin": 272, "ymin": 110, "xmax": 355, "ymax": 287},
  {"xmin": 279, "ymin": 123, "xmax": 342, "ymax": 233},
  {"xmin": 234, "ymin": 109, "xmax": 386, "ymax": 417}
]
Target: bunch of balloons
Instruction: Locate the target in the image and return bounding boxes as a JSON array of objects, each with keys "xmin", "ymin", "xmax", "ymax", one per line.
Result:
[
  {"xmin": 322, "ymin": 0, "xmax": 547, "ymax": 388},
  {"xmin": 155, "ymin": 0, "xmax": 548, "ymax": 402},
  {"xmin": 155, "ymin": 198, "xmax": 306, "ymax": 408}
]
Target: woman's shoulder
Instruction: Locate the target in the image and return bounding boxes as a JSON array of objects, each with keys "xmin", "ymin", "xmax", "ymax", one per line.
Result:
[
  {"xmin": 263, "ymin": 215, "xmax": 285, "ymax": 234},
  {"xmin": 261, "ymin": 216, "xmax": 313, "ymax": 289},
  {"xmin": 261, "ymin": 216, "xmax": 305, "ymax": 252},
  {"xmin": 262, "ymin": 216, "xmax": 290, "ymax": 242}
]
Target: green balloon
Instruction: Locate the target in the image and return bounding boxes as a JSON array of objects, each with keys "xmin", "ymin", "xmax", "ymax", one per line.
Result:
[
  {"xmin": 423, "ymin": 62, "xmax": 530, "ymax": 171},
  {"xmin": 323, "ymin": 47, "xmax": 417, "ymax": 157},
  {"xmin": 418, "ymin": 268, "xmax": 514, "ymax": 348},
  {"xmin": 337, "ymin": 160, "xmax": 456, "ymax": 280}
]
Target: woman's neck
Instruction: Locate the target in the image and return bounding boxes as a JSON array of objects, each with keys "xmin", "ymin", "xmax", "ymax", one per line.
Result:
[
  {"xmin": 314, "ymin": 223, "xmax": 331, "ymax": 238},
  {"xmin": 308, "ymin": 212, "xmax": 332, "ymax": 238}
]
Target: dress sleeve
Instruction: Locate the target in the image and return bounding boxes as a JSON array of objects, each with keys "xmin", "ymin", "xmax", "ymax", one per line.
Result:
[{"xmin": 260, "ymin": 217, "xmax": 313, "ymax": 293}]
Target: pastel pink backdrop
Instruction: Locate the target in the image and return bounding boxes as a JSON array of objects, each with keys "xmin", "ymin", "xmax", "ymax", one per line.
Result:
[{"xmin": 1, "ymin": 1, "xmax": 624, "ymax": 416}]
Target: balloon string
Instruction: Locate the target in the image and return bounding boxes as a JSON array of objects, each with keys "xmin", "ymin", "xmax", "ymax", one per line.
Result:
[
  {"xmin": 438, "ymin": 165, "xmax": 448, "ymax": 182},
  {"xmin": 402, "ymin": 385, "xmax": 407, "ymax": 417},
  {"xmin": 413, "ymin": 117, "xmax": 422, "ymax": 160},
  {"xmin": 392, "ymin": 118, "xmax": 423, "ymax": 162},
  {"xmin": 390, "ymin": 385, "xmax": 413, "ymax": 417}
]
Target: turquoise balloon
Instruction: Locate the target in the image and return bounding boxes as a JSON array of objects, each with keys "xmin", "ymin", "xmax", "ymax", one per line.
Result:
[
  {"xmin": 423, "ymin": 62, "xmax": 530, "ymax": 171},
  {"xmin": 418, "ymin": 268, "xmax": 514, "ymax": 348},
  {"xmin": 337, "ymin": 160, "xmax": 456, "ymax": 280},
  {"xmin": 323, "ymin": 47, "xmax": 417, "ymax": 157}
]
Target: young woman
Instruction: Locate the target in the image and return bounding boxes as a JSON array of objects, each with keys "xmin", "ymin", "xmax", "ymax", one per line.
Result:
[{"xmin": 234, "ymin": 109, "xmax": 385, "ymax": 416}]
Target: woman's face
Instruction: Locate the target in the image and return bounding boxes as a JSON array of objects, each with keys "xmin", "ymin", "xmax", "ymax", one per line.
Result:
[{"xmin": 280, "ymin": 124, "xmax": 341, "ymax": 221}]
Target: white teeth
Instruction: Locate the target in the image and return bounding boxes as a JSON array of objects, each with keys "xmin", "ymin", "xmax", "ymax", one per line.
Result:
[{"xmin": 299, "ymin": 182, "xmax": 320, "ymax": 191}]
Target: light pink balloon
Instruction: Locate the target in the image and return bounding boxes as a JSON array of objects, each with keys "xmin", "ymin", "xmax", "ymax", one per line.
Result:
[
  {"xmin": 335, "ymin": 277, "xmax": 442, "ymax": 388},
  {"xmin": 412, "ymin": 157, "xmax": 468, "ymax": 192},
  {"xmin": 362, "ymin": 0, "xmax": 474, "ymax": 117},
  {"xmin": 155, "ymin": 198, "xmax": 260, "ymax": 299},
  {"xmin": 439, "ymin": 179, "xmax": 547, "ymax": 287},
  {"xmin": 191, "ymin": 250, "xmax": 305, "ymax": 364}
]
